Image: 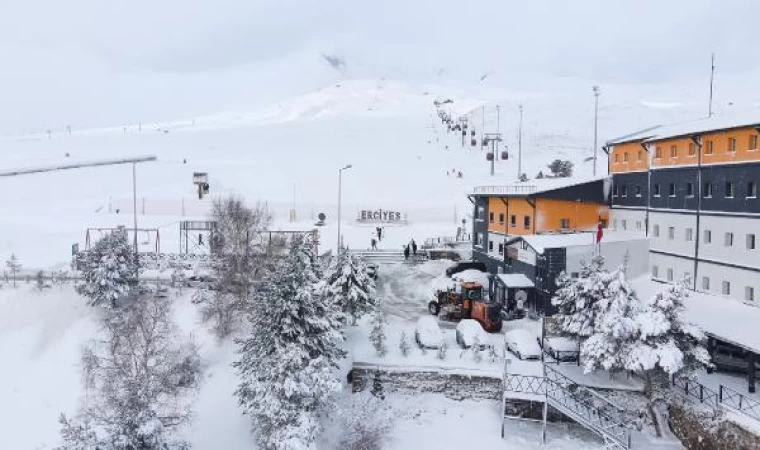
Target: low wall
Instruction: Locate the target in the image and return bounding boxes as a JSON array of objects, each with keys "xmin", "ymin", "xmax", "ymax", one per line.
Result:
[{"xmin": 668, "ymin": 403, "xmax": 760, "ymax": 450}]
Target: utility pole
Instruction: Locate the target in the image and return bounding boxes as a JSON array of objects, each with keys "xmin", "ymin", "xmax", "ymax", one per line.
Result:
[
  {"xmin": 593, "ymin": 86, "xmax": 600, "ymax": 176},
  {"xmin": 496, "ymin": 104, "xmax": 501, "ymax": 135},
  {"xmin": 337, "ymin": 164, "xmax": 352, "ymax": 253},
  {"xmin": 518, "ymin": 105, "xmax": 523, "ymax": 180},
  {"xmin": 132, "ymin": 163, "xmax": 139, "ymax": 280},
  {"xmin": 709, "ymin": 53, "xmax": 715, "ymax": 117},
  {"xmin": 481, "ymin": 105, "xmax": 485, "ymax": 150},
  {"xmin": 485, "ymin": 133, "xmax": 503, "ymax": 176}
]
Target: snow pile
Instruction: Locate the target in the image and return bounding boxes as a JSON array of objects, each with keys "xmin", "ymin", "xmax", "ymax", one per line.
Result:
[
  {"xmin": 456, "ymin": 319, "xmax": 488, "ymax": 349},
  {"xmin": 451, "ymin": 269, "xmax": 490, "ymax": 285},
  {"xmin": 504, "ymin": 329, "xmax": 542, "ymax": 359},
  {"xmin": 414, "ymin": 316, "xmax": 444, "ymax": 349}
]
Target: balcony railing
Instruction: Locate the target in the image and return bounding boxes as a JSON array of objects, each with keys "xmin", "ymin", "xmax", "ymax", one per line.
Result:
[{"xmin": 473, "ymin": 185, "xmax": 537, "ymax": 196}]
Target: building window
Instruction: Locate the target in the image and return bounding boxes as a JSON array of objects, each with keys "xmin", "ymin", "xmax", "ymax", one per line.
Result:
[
  {"xmin": 702, "ymin": 277, "xmax": 710, "ymax": 290},
  {"xmin": 621, "ymin": 185, "xmax": 628, "ymax": 197},
  {"xmin": 477, "ymin": 207, "xmax": 485, "ymax": 221},
  {"xmin": 623, "ymin": 152, "xmax": 629, "ymax": 162},
  {"xmin": 613, "ymin": 219, "xmax": 618, "ymax": 229},
  {"xmin": 613, "ymin": 185, "xmax": 619, "ymax": 197},
  {"xmin": 524, "ymin": 215, "xmax": 531, "ymax": 230},
  {"xmin": 476, "ymin": 233, "xmax": 484, "ymax": 247},
  {"xmin": 498, "ymin": 243, "xmax": 504, "ymax": 255},
  {"xmin": 636, "ymin": 221, "xmax": 642, "ymax": 231},
  {"xmin": 489, "ymin": 212, "xmax": 494, "ymax": 223},
  {"xmin": 614, "ymin": 153, "xmax": 619, "ymax": 163},
  {"xmin": 747, "ymin": 234, "xmax": 756, "ymax": 250},
  {"xmin": 499, "ymin": 213, "xmax": 505, "ymax": 224},
  {"xmin": 703, "ymin": 182, "xmax": 713, "ymax": 198},
  {"xmin": 635, "ymin": 185, "xmax": 642, "ymax": 197},
  {"xmin": 667, "ymin": 268, "xmax": 674, "ymax": 282},
  {"xmin": 686, "ymin": 182, "xmax": 694, "ymax": 197},
  {"xmin": 653, "ymin": 184, "xmax": 661, "ymax": 197},
  {"xmin": 722, "ymin": 281, "xmax": 731, "ymax": 295},
  {"xmin": 728, "ymin": 137, "xmax": 737, "ymax": 153},
  {"xmin": 725, "ymin": 232, "xmax": 734, "ymax": 247},
  {"xmin": 638, "ymin": 150, "xmax": 643, "ymax": 161},
  {"xmin": 571, "ymin": 272, "xmax": 579, "ymax": 278},
  {"xmin": 621, "ymin": 220, "xmax": 627, "ymax": 230},
  {"xmin": 750, "ymin": 135, "xmax": 759, "ymax": 151},
  {"xmin": 668, "ymin": 226, "xmax": 675, "ymax": 240},
  {"xmin": 488, "ymin": 240, "xmax": 493, "ymax": 252},
  {"xmin": 747, "ymin": 286, "xmax": 755, "ymax": 302},
  {"xmin": 655, "ymin": 146, "xmax": 662, "ymax": 158},
  {"xmin": 652, "ymin": 265, "xmax": 659, "ymax": 278},
  {"xmin": 686, "ymin": 228, "xmax": 693, "ymax": 242},
  {"xmin": 704, "ymin": 229, "xmax": 712, "ymax": 244},
  {"xmin": 684, "ymin": 272, "xmax": 691, "ymax": 283},
  {"xmin": 705, "ymin": 140, "xmax": 714, "ymax": 154},
  {"xmin": 653, "ymin": 224, "xmax": 660, "ymax": 237},
  {"xmin": 725, "ymin": 181, "xmax": 734, "ymax": 198},
  {"xmin": 688, "ymin": 142, "xmax": 696, "ymax": 156},
  {"xmin": 669, "ymin": 183, "xmax": 676, "ymax": 197},
  {"xmin": 670, "ymin": 145, "xmax": 677, "ymax": 158},
  {"xmin": 748, "ymin": 181, "xmax": 757, "ymax": 198},
  {"xmin": 560, "ymin": 218, "xmax": 570, "ymax": 229},
  {"xmin": 510, "ymin": 215, "xmax": 516, "ymax": 227}
]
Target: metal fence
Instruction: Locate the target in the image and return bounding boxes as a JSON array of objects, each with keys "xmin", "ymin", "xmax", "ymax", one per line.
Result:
[
  {"xmin": 720, "ymin": 384, "xmax": 760, "ymax": 421},
  {"xmin": 673, "ymin": 375, "xmax": 760, "ymax": 422},
  {"xmin": 672, "ymin": 376, "xmax": 720, "ymax": 409},
  {"xmin": 473, "ymin": 185, "xmax": 537, "ymax": 196}
]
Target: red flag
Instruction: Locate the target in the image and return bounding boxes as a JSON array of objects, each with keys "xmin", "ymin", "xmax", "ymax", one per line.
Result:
[{"xmin": 596, "ymin": 217, "xmax": 604, "ymax": 243}]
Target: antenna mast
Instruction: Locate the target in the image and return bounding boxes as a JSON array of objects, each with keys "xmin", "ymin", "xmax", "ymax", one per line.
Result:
[{"xmin": 708, "ymin": 53, "xmax": 715, "ymax": 117}]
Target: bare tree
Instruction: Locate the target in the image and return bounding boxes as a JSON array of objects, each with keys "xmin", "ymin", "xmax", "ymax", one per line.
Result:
[
  {"xmin": 5, "ymin": 254, "xmax": 21, "ymax": 288},
  {"xmin": 57, "ymin": 297, "xmax": 200, "ymax": 449},
  {"xmin": 197, "ymin": 196, "xmax": 272, "ymax": 338}
]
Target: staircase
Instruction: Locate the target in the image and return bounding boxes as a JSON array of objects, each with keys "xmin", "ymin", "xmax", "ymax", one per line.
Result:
[
  {"xmin": 347, "ymin": 249, "xmax": 428, "ymax": 265},
  {"xmin": 502, "ymin": 365, "xmax": 632, "ymax": 449}
]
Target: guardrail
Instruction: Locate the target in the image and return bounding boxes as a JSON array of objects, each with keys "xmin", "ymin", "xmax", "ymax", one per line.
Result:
[
  {"xmin": 473, "ymin": 185, "xmax": 537, "ymax": 196},
  {"xmin": 673, "ymin": 375, "xmax": 760, "ymax": 422},
  {"xmin": 672, "ymin": 376, "xmax": 720, "ymax": 409},
  {"xmin": 720, "ymin": 384, "xmax": 760, "ymax": 421}
]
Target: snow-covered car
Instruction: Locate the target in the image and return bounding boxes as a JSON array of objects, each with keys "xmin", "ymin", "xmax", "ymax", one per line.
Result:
[
  {"xmin": 415, "ymin": 316, "xmax": 444, "ymax": 349},
  {"xmin": 540, "ymin": 336, "xmax": 580, "ymax": 362},
  {"xmin": 188, "ymin": 275, "xmax": 216, "ymax": 290},
  {"xmin": 504, "ymin": 329, "xmax": 542, "ymax": 360},
  {"xmin": 455, "ymin": 319, "xmax": 489, "ymax": 349},
  {"xmin": 366, "ymin": 263, "xmax": 378, "ymax": 280}
]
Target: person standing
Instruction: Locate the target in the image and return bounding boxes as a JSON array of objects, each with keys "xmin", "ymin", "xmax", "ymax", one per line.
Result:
[
  {"xmin": 403, "ymin": 245, "xmax": 410, "ymax": 262},
  {"xmin": 411, "ymin": 239, "xmax": 417, "ymax": 256},
  {"xmin": 371, "ymin": 237, "xmax": 377, "ymax": 250},
  {"xmin": 376, "ymin": 226, "xmax": 382, "ymax": 241}
]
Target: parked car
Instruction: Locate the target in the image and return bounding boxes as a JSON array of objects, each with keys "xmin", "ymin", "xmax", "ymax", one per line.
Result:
[
  {"xmin": 455, "ymin": 319, "xmax": 489, "ymax": 349},
  {"xmin": 366, "ymin": 263, "xmax": 378, "ymax": 280},
  {"xmin": 445, "ymin": 261, "xmax": 487, "ymax": 278},
  {"xmin": 504, "ymin": 329, "xmax": 542, "ymax": 360},
  {"xmin": 415, "ymin": 316, "xmax": 444, "ymax": 349},
  {"xmin": 188, "ymin": 274, "xmax": 216, "ymax": 290},
  {"xmin": 539, "ymin": 336, "xmax": 580, "ymax": 362}
]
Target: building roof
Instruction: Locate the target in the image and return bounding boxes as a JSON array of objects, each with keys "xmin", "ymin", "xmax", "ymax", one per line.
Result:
[
  {"xmin": 472, "ymin": 175, "xmax": 609, "ymax": 197},
  {"xmin": 497, "ymin": 273, "xmax": 534, "ymax": 288},
  {"xmin": 606, "ymin": 126, "xmax": 661, "ymax": 146},
  {"xmin": 521, "ymin": 231, "xmax": 648, "ymax": 253},
  {"xmin": 644, "ymin": 109, "xmax": 760, "ymax": 142}
]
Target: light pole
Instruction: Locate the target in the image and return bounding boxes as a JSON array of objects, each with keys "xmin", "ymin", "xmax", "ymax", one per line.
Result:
[
  {"xmin": 337, "ymin": 164, "xmax": 352, "ymax": 253},
  {"xmin": 518, "ymin": 105, "xmax": 523, "ymax": 180},
  {"xmin": 593, "ymin": 85, "xmax": 600, "ymax": 176}
]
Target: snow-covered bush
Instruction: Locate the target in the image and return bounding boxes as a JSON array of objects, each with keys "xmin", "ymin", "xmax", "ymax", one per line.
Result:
[
  {"xmin": 399, "ymin": 331, "xmax": 410, "ymax": 357},
  {"xmin": 471, "ymin": 335, "xmax": 483, "ymax": 363},
  {"xmin": 326, "ymin": 251, "xmax": 377, "ymax": 325},
  {"xmin": 369, "ymin": 311, "xmax": 388, "ymax": 357},
  {"xmin": 76, "ymin": 230, "xmax": 137, "ymax": 308},
  {"xmin": 322, "ymin": 392, "xmax": 394, "ymax": 450},
  {"xmin": 437, "ymin": 341, "xmax": 448, "ymax": 360},
  {"xmin": 234, "ymin": 236, "xmax": 345, "ymax": 450},
  {"xmin": 57, "ymin": 296, "xmax": 200, "ymax": 449}
]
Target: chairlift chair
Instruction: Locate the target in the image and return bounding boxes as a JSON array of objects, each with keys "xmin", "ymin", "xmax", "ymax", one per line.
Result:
[
  {"xmin": 486, "ymin": 152, "xmax": 494, "ymax": 161},
  {"xmin": 501, "ymin": 151, "xmax": 509, "ymax": 160}
]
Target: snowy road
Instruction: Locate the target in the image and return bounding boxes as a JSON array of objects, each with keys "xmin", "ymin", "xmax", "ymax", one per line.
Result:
[{"xmin": 374, "ymin": 260, "xmax": 455, "ymax": 322}]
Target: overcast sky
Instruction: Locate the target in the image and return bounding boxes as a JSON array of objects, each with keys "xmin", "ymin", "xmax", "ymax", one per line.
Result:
[{"xmin": 1, "ymin": 0, "xmax": 759, "ymax": 134}]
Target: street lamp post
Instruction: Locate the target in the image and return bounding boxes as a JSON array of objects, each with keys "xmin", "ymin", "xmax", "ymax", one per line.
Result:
[
  {"xmin": 593, "ymin": 85, "xmax": 600, "ymax": 176},
  {"xmin": 337, "ymin": 164, "xmax": 352, "ymax": 253}
]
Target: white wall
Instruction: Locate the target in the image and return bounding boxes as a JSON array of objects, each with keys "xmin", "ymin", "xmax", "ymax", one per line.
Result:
[
  {"xmin": 648, "ymin": 211, "xmax": 697, "ymax": 257},
  {"xmin": 565, "ymin": 237, "xmax": 650, "ymax": 278},
  {"xmin": 696, "ymin": 261, "xmax": 759, "ymax": 302},
  {"xmin": 650, "ymin": 252, "xmax": 694, "ymax": 284},
  {"xmin": 698, "ymin": 215, "xmax": 760, "ymax": 270},
  {"xmin": 610, "ymin": 209, "xmax": 647, "ymax": 233}
]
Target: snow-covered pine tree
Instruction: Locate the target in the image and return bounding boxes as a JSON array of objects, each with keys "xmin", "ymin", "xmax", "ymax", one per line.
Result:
[
  {"xmin": 76, "ymin": 230, "xmax": 137, "ymax": 308},
  {"xmin": 5, "ymin": 253, "xmax": 21, "ymax": 288},
  {"xmin": 551, "ymin": 256, "xmax": 607, "ymax": 338},
  {"xmin": 234, "ymin": 236, "xmax": 345, "ymax": 450},
  {"xmin": 581, "ymin": 266, "xmax": 641, "ymax": 373},
  {"xmin": 626, "ymin": 281, "xmax": 711, "ymax": 404},
  {"xmin": 369, "ymin": 310, "xmax": 388, "ymax": 357},
  {"xmin": 326, "ymin": 251, "xmax": 377, "ymax": 325}
]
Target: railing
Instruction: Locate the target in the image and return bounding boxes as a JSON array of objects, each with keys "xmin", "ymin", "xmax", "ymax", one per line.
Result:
[
  {"xmin": 503, "ymin": 373, "xmax": 547, "ymax": 396},
  {"xmin": 720, "ymin": 385, "xmax": 760, "ymax": 421},
  {"xmin": 423, "ymin": 235, "xmax": 472, "ymax": 248},
  {"xmin": 672, "ymin": 376, "xmax": 720, "ymax": 409},
  {"xmin": 473, "ymin": 185, "xmax": 537, "ymax": 196}
]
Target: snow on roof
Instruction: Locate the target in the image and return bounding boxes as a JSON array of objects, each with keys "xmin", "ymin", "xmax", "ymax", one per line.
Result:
[
  {"xmin": 451, "ymin": 269, "xmax": 490, "ymax": 286},
  {"xmin": 497, "ymin": 273, "xmax": 534, "ymax": 288},
  {"xmin": 473, "ymin": 175, "xmax": 609, "ymax": 197},
  {"xmin": 606, "ymin": 126, "xmax": 661, "ymax": 145},
  {"xmin": 632, "ymin": 276, "xmax": 760, "ymax": 354},
  {"xmin": 643, "ymin": 109, "xmax": 760, "ymax": 142},
  {"xmin": 521, "ymin": 231, "xmax": 647, "ymax": 253}
]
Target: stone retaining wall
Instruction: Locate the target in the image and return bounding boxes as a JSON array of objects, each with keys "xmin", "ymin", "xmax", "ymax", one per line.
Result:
[{"xmin": 668, "ymin": 403, "xmax": 760, "ymax": 450}]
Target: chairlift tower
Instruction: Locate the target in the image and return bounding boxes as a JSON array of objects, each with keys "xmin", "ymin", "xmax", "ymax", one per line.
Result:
[
  {"xmin": 193, "ymin": 172, "xmax": 209, "ymax": 199},
  {"xmin": 484, "ymin": 133, "xmax": 504, "ymax": 176},
  {"xmin": 179, "ymin": 220, "xmax": 218, "ymax": 255}
]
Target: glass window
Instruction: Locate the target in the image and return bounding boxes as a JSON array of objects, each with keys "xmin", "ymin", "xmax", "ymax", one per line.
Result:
[
  {"xmin": 489, "ymin": 212, "xmax": 494, "ymax": 223},
  {"xmin": 703, "ymin": 182, "xmax": 713, "ymax": 198},
  {"xmin": 686, "ymin": 228, "xmax": 693, "ymax": 242},
  {"xmin": 725, "ymin": 181, "xmax": 734, "ymax": 198},
  {"xmin": 704, "ymin": 229, "xmax": 711, "ymax": 244},
  {"xmin": 748, "ymin": 181, "xmax": 757, "ymax": 198},
  {"xmin": 747, "ymin": 234, "xmax": 756, "ymax": 250},
  {"xmin": 622, "ymin": 220, "xmax": 627, "ymax": 230},
  {"xmin": 635, "ymin": 185, "xmax": 642, "ymax": 197},
  {"xmin": 722, "ymin": 281, "xmax": 731, "ymax": 295},
  {"xmin": 686, "ymin": 182, "xmax": 694, "ymax": 197},
  {"xmin": 488, "ymin": 240, "xmax": 493, "ymax": 251},
  {"xmin": 688, "ymin": 142, "xmax": 696, "ymax": 156},
  {"xmin": 654, "ymin": 184, "xmax": 661, "ymax": 196},
  {"xmin": 524, "ymin": 215, "xmax": 531, "ymax": 230},
  {"xmin": 613, "ymin": 219, "xmax": 618, "ymax": 229},
  {"xmin": 652, "ymin": 265, "xmax": 659, "ymax": 278},
  {"xmin": 638, "ymin": 150, "xmax": 643, "ymax": 161},
  {"xmin": 614, "ymin": 153, "xmax": 619, "ymax": 163},
  {"xmin": 655, "ymin": 146, "xmax": 662, "ymax": 158},
  {"xmin": 653, "ymin": 224, "xmax": 660, "ymax": 237},
  {"xmin": 636, "ymin": 221, "xmax": 642, "ymax": 231},
  {"xmin": 624, "ymin": 153, "xmax": 629, "ymax": 162},
  {"xmin": 702, "ymin": 277, "xmax": 710, "ymax": 290},
  {"xmin": 705, "ymin": 140, "xmax": 714, "ymax": 154},
  {"xmin": 498, "ymin": 243, "xmax": 504, "ymax": 255},
  {"xmin": 667, "ymin": 268, "xmax": 674, "ymax": 282},
  {"xmin": 560, "ymin": 219, "xmax": 570, "ymax": 229},
  {"xmin": 725, "ymin": 232, "xmax": 734, "ymax": 247},
  {"xmin": 477, "ymin": 207, "xmax": 485, "ymax": 220},
  {"xmin": 621, "ymin": 185, "xmax": 628, "ymax": 197},
  {"xmin": 750, "ymin": 135, "xmax": 759, "ymax": 151},
  {"xmin": 728, "ymin": 137, "xmax": 737, "ymax": 152},
  {"xmin": 668, "ymin": 226, "xmax": 675, "ymax": 240},
  {"xmin": 670, "ymin": 145, "xmax": 677, "ymax": 158},
  {"xmin": 669, "ymin": 183, "xmax": 676, "ymax": 197},
  {"xmin": 746, "ymin": 286, "xmax": 755, "ymax": 302},
  {"xmin": 510, "ymin": 215, "xmax": 516, "ymax": 227},
  {"xmin": 499, "ymin": 213, "xmax": 505, "ymax": 223}
]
